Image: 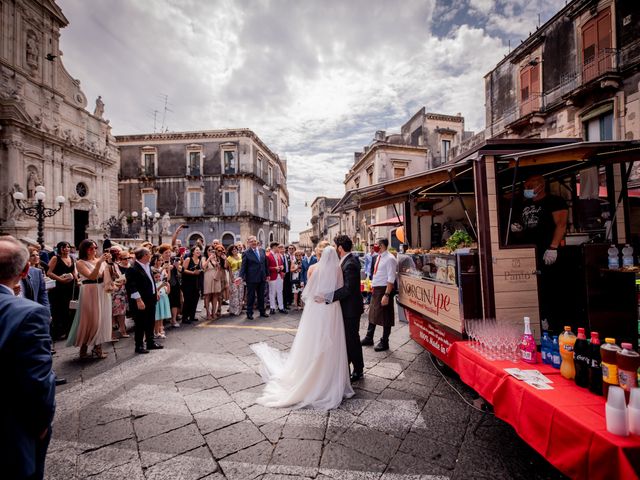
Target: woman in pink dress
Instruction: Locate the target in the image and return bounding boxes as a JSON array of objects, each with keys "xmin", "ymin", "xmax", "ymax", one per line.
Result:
[{"xmin": 66, "ymin": 239, "xmax": 113, "ymax": 359}]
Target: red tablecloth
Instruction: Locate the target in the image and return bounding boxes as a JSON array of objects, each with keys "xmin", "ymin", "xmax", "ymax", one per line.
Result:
[{"xmin": 449, "ymin": 342, "xmax": 640, "ymax": 480}]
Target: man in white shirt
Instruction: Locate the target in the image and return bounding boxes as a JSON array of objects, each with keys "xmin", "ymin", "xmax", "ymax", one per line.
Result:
[{"xmin": 361, "ymin": 238, "xmax": 397, "ymax": 351}]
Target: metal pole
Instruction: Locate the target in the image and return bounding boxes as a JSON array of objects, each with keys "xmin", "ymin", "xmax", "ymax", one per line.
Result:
[{"xmin": 37, "ymin": 199, "xmax": 45, "ymax": 250}]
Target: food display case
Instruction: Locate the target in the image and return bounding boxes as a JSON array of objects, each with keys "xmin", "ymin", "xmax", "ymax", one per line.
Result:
[{"xmin": 397, "ymin": 252, "xmax": 482, "ymax": 362}]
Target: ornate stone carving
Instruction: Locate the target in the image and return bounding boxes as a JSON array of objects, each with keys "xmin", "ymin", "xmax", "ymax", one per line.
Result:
[
  {"xmin": 26, "ymin": 30, "xmax": 39, "ymax": 72},
  {"xmin": 26, "ymin": 167, "xmax": 42, "ymax": 198},
  {"xmin": 93, "ymin": 95, "xmax": 104, "ymax": 118},
  {"xmin": 161, "ymin": 212, "xmax": 171, "ymax": 235},
  {"xmin": 90, "ymin": 200, "xmax": 100, "ymax": 227}
]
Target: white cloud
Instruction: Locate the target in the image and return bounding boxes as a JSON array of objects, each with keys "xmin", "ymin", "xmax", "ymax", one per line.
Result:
[{"xmin": 58, "ymin": 0, "xmax": 559, "ymax": 241}]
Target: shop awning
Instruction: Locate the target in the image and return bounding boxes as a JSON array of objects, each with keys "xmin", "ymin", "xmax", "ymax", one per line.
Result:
[
  {"xmin": 332, "ymin": 160, "xmax": 472, "ymax": 213},
  {"xmin": 499, "ymin": 140, "xmax": 640, "ymax": 168},
  {"xmin": 370, "ymin": 215, "xmax": 403, "ymax": 227}
]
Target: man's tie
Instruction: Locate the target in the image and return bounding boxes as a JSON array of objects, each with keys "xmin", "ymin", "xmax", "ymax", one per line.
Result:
[
  {"xmin": 254, "ymin": 248, "xmax": 260, "ymax": 260},
  {"xmin": 22, "ymin": 277, "xmax": 34, "ymax": 301},
  {"xmin": 373, "ymin": 255, "xmax": 381, "ymax": 276}
]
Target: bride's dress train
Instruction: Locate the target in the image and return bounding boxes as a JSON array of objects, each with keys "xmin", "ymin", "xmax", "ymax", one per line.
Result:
[{"xmin": 250, "ymin": 247, "xmax": 354, "ymax": 410}]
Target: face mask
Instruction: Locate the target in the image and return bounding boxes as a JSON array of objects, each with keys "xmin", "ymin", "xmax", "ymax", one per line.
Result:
[{"xmin": 523, "ymin": 189, "xmax": 536, "ymax": 199}]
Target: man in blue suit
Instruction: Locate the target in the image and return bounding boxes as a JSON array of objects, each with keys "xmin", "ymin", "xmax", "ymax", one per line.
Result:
[
  {"xmin": 17, "ymin": 265, "xmax": 50, "ymax": 309},
  {"xmin": 0, "ymin": 236, "xmax": 56, "ymax": 480},
  {"xmin": 239, "ymin": 235, "xmax": 269, "ymax": 320}
]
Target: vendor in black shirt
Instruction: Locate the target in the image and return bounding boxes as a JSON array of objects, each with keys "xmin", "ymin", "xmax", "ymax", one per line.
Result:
[{"xmin": 511, "ymin": 175, "xmax": 568, "ymax": 333}]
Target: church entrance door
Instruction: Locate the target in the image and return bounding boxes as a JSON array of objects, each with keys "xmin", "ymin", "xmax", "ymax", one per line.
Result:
[{"xmin": 74, "ymin": 210, "xmax": 89, "ymax": 248}]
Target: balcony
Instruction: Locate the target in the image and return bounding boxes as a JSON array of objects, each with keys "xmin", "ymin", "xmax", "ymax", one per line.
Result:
[
  {"xmin": 222, "ymin": 203, "xmax": 238, "ymax": 216},
  {"xmin": 139, "ymin": 166, "xmax": 156, "ymax": 178},
  {"xmin": 582, "ymin": 48, "xmax": 617, "ymax": 84},
  {"xmin": 519, "ymin": 92, "xmax": 543, "ymax": 117},
  {"xmin": 185, "ymin": 206, "xmax": 203, "ymax": 217}
]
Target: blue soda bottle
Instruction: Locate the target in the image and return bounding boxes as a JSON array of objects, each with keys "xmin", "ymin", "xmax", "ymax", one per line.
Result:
[
  {"xmin": 541, "ymin": 331, "xmax": 552, "ymax": 365},
  {"xmin": 551, "ymin": 336, "xmax": 561, "ymax": 369}
]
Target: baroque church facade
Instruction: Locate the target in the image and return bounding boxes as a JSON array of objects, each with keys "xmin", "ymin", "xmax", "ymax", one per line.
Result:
[{"xmin": 0, "ymin": 0, "xmax": 118, "ymax": 248}]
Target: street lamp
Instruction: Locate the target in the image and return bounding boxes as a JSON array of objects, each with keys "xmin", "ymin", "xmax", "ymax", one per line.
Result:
[
  {"xmin": 13, "ymin": 186, "xmax": 65, "ymax": 250},
  {"xmin": 131, "ymin": 207, "xmax": 161, "ymax": 241}
]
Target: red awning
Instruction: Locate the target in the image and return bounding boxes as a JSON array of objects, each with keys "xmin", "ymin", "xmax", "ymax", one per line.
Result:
[{"xmin": 370, "ymin": 215, "xmax": 403, "ymax": 227}]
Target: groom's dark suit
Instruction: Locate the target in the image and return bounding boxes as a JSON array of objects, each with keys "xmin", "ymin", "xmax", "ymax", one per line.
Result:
[
  {"xmin": 240, "ymin": 247, "xmax": 269, "ymax": 318},
  {"xmin": 125, "ymin": 261, "xmax": 157, "ymax": 350},
  {"xmin": 333, "ymin": 252, "xmax": 364, "ymax": 375}
]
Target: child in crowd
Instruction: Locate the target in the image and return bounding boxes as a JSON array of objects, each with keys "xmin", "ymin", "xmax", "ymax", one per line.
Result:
[{"xmin": 154, "ymin": 269, "xmax": 171, "ymax": 339}]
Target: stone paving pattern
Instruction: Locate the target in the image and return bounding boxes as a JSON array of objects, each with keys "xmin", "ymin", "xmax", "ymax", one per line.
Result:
[{"xmin": 48, "ymin": 309, "xmax": 567, "ymax": 480}]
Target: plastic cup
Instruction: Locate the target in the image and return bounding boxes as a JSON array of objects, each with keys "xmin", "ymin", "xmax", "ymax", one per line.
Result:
[
  {"xmin": 606, "ymin": 386, "xmax": 629, "ymax": 436},
  {"xmin": 629, "ymin": 388, "xmax": 640, "ymax": 435}
]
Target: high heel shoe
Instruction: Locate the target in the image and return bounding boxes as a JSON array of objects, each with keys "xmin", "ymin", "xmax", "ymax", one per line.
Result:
[
  {"xmin": 92, "ymin": 346, "xmax": 107, "ymax": 359},
  {"xmin": 79, "ymin": 345, "xmax": 89, "ymax": 359}
]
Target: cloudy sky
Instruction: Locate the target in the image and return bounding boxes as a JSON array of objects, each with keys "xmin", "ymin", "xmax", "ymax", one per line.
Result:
[{"xmin": 58, "ymin": 0, "xmax": 558, "ymax": 240}]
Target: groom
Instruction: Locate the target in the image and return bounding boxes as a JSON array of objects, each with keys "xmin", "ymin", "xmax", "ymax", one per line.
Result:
[{"xmin": 332, "ymin": 235, "xmax": 365, "ymax": 382}]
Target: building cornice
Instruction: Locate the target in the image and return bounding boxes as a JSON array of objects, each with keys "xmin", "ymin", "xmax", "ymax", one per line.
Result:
[
  {"xmin": 346, "ymin": 143, "xmax": 428, "ymax": 184},
  {"xmin": 115, "ymin": 128, "xmax": 285, "ymax": 173}
]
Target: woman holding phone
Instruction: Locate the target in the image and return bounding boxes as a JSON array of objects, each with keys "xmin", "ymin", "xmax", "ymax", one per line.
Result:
[{"xmin": 181, "ymin": 245, "xmax": 202, "ymax": 324}]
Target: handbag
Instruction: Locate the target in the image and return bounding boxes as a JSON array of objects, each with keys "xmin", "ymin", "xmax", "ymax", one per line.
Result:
[{"xmin": 69, "ymin": 281, "xmax": 79, "ymax": 310}]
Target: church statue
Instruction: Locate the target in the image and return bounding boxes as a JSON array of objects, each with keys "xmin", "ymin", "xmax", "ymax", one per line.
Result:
[
  {"xmin": 90, "ymin": 200, "xmax": 100, "ymax": 227},
  {"xmin": 26, "ymin": 170, "xmax": 41, "ymax": 198},
  {"xmin": 94, "ymin": 95, "xmax": 105, "ymax": 118},
  {"xmin": 161, "ymin": 212, "xmax": 171, "ymax": 235},
  {"xmin": 119, "ymin": 210, "xmax": 128, "ymax": 235}
]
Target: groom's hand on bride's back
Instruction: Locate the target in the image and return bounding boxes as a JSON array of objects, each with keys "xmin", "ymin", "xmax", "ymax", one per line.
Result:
[{"xmin": 314, "ymin": 295, "xmax": 325, "ymax": 303}]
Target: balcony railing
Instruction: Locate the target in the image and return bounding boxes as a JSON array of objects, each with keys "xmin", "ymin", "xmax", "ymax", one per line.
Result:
[
  {"xmin": 222, "ymin": 203, "xmax": 238, "ymax": 216},
  {"xmin": 487, "ymin": 48, "xmax": 621, "ymax": 133},
  {"xmin": 582, "ymin": 48, "xmax": 617, "ymax": 84},
  {"xmin": 185, "ymin": 206, "xmax": 203, "ymax": 216},
  {"xmin": 519, "ymin": 92, "xmax": 543, "ymax": 117},
  {"xmin": 140, "ymin": 166, "xmax": 155, "ymax": 177},
  {"xmin": 188, "ymin": 165, "xmax": 201, "ymax": 177}
]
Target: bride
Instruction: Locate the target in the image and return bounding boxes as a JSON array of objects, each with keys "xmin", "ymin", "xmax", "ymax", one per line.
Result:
[{"xmin": 250, "ymin": 241, "xmax": 354, "ymax": 410}]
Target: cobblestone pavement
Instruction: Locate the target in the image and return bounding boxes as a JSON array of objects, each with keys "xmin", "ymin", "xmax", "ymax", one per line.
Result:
[{"xmin": 48, "ymin": 307, "xmax": 566, "ymax": 480}]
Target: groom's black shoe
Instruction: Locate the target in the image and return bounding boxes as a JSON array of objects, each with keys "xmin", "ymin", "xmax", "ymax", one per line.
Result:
[
  {"xmin": 360, "ymin": 336, "xmax": 374, "ymax": 346},
  {"xmin": 278, "ymin": 309, "xmax": 289, "ymax": 314},
  {"xmin": 374, "ymin": 341, "xmax": 389, "ymax": 352},
  {"xmin": 350, "ymin": 371, "xmax": 364, "ymax": 383},
  {"xmin": 270, "ymin": 308, "xmax": 276, "ymax": 315}
]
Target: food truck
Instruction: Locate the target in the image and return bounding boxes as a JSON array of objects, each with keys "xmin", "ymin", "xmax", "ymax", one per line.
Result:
[{"xmin": 335, "ymin": 139, "xmax": 640, "ymax": 366}]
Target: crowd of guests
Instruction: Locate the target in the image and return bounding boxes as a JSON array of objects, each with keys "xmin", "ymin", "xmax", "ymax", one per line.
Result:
[{"xmin": 20, "ymin": 230, "xmax": 320, "ymax": 358}]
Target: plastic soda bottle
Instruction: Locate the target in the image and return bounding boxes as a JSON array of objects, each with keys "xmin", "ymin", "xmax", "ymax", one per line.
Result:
[
  {"xmin": 588, "ymin": 332, "xmax": 603, "ymax": 395},
  {"xmin": 617, "ymin": 343, "xmax": 640, "ymax": 400},
  {"xmin": 608, "ymin": 245, "xmax": 620, "ymax": 269},
  {"xmin": 622, "ymin": 244, "xmax": 634, "ymax": 267},
  {"xmin": 519, "ymin": 316, "xmax": 537, "ymax": 364},
  {"xmin": 573, "ymin": 328, "xmax": 590, "ymax": 388},
  {"xmin": 541, "ymin": 331, "xmax": 552, "ymax": 365},
  {"xmin": 551, "ymin": 336, "xmax": 561, "ymax": 369},
  {"xmin": 559, "ymin": 326, "xmax": 577, "ymax": 380},
  {"xmin": 601, "ymin": 338, "xmax": 622, "ymax": 397}
]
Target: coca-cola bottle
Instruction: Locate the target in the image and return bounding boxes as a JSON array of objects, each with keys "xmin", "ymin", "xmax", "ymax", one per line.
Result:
[
  {"xmin": 588, "ymin": 332, "xmax": 602, "ymax": 396},
  {"xmin": 573, "ymin": 328, "xmax": 590, "ymax": 388}
]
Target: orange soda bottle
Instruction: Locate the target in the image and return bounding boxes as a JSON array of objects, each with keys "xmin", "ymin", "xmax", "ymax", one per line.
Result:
[{"xmin": 559, "ymin": 326, "xmax": 577, "ymax": 380}]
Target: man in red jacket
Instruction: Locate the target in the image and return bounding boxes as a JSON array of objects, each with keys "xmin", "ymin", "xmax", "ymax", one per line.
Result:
[{"xmin": 266, "ymin": 242, "xmax": 288, "ymax": 314}]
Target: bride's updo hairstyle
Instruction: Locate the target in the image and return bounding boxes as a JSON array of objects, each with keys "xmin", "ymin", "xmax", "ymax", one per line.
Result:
[{"xmin": 316, "ymin": 240, "xmax": 330, "ymax": 258}]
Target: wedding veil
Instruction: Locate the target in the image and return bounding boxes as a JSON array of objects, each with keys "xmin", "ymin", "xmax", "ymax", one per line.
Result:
[{"xmin": 301, "ymin": 245, "xmax": 343, "ymax": 304}]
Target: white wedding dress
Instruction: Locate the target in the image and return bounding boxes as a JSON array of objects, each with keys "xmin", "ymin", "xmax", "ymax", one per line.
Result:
[{"xmin": 250, "ymin": 246, "xmax": 355, "ymax": 410}]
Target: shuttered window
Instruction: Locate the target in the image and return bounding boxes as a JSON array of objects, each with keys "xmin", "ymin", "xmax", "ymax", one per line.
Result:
[
  {"xmin": 520, "ymin": 63, "xmax": 540, "ymax": 116},
  {"xmin": 582, "ymin": 8, "xmax": 612, "ymax": 82}
]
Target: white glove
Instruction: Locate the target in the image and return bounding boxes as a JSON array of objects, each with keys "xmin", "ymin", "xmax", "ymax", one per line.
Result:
[
  {"xmin": 543, "ymin": 249, "xmax": 557, "ymax": 265},
  {"xmin": 510, "ymin": 223, "xmax": 523, "ymax": 233}
]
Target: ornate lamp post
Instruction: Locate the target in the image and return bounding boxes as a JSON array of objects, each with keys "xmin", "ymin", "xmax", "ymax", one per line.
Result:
[
  {"xmin": 13, "ymin": 186, "xmax": 65, "ymax": 250},
  {"xmin": 131, "ymin": 207, "xmax": 161, "ymax": 242}
]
